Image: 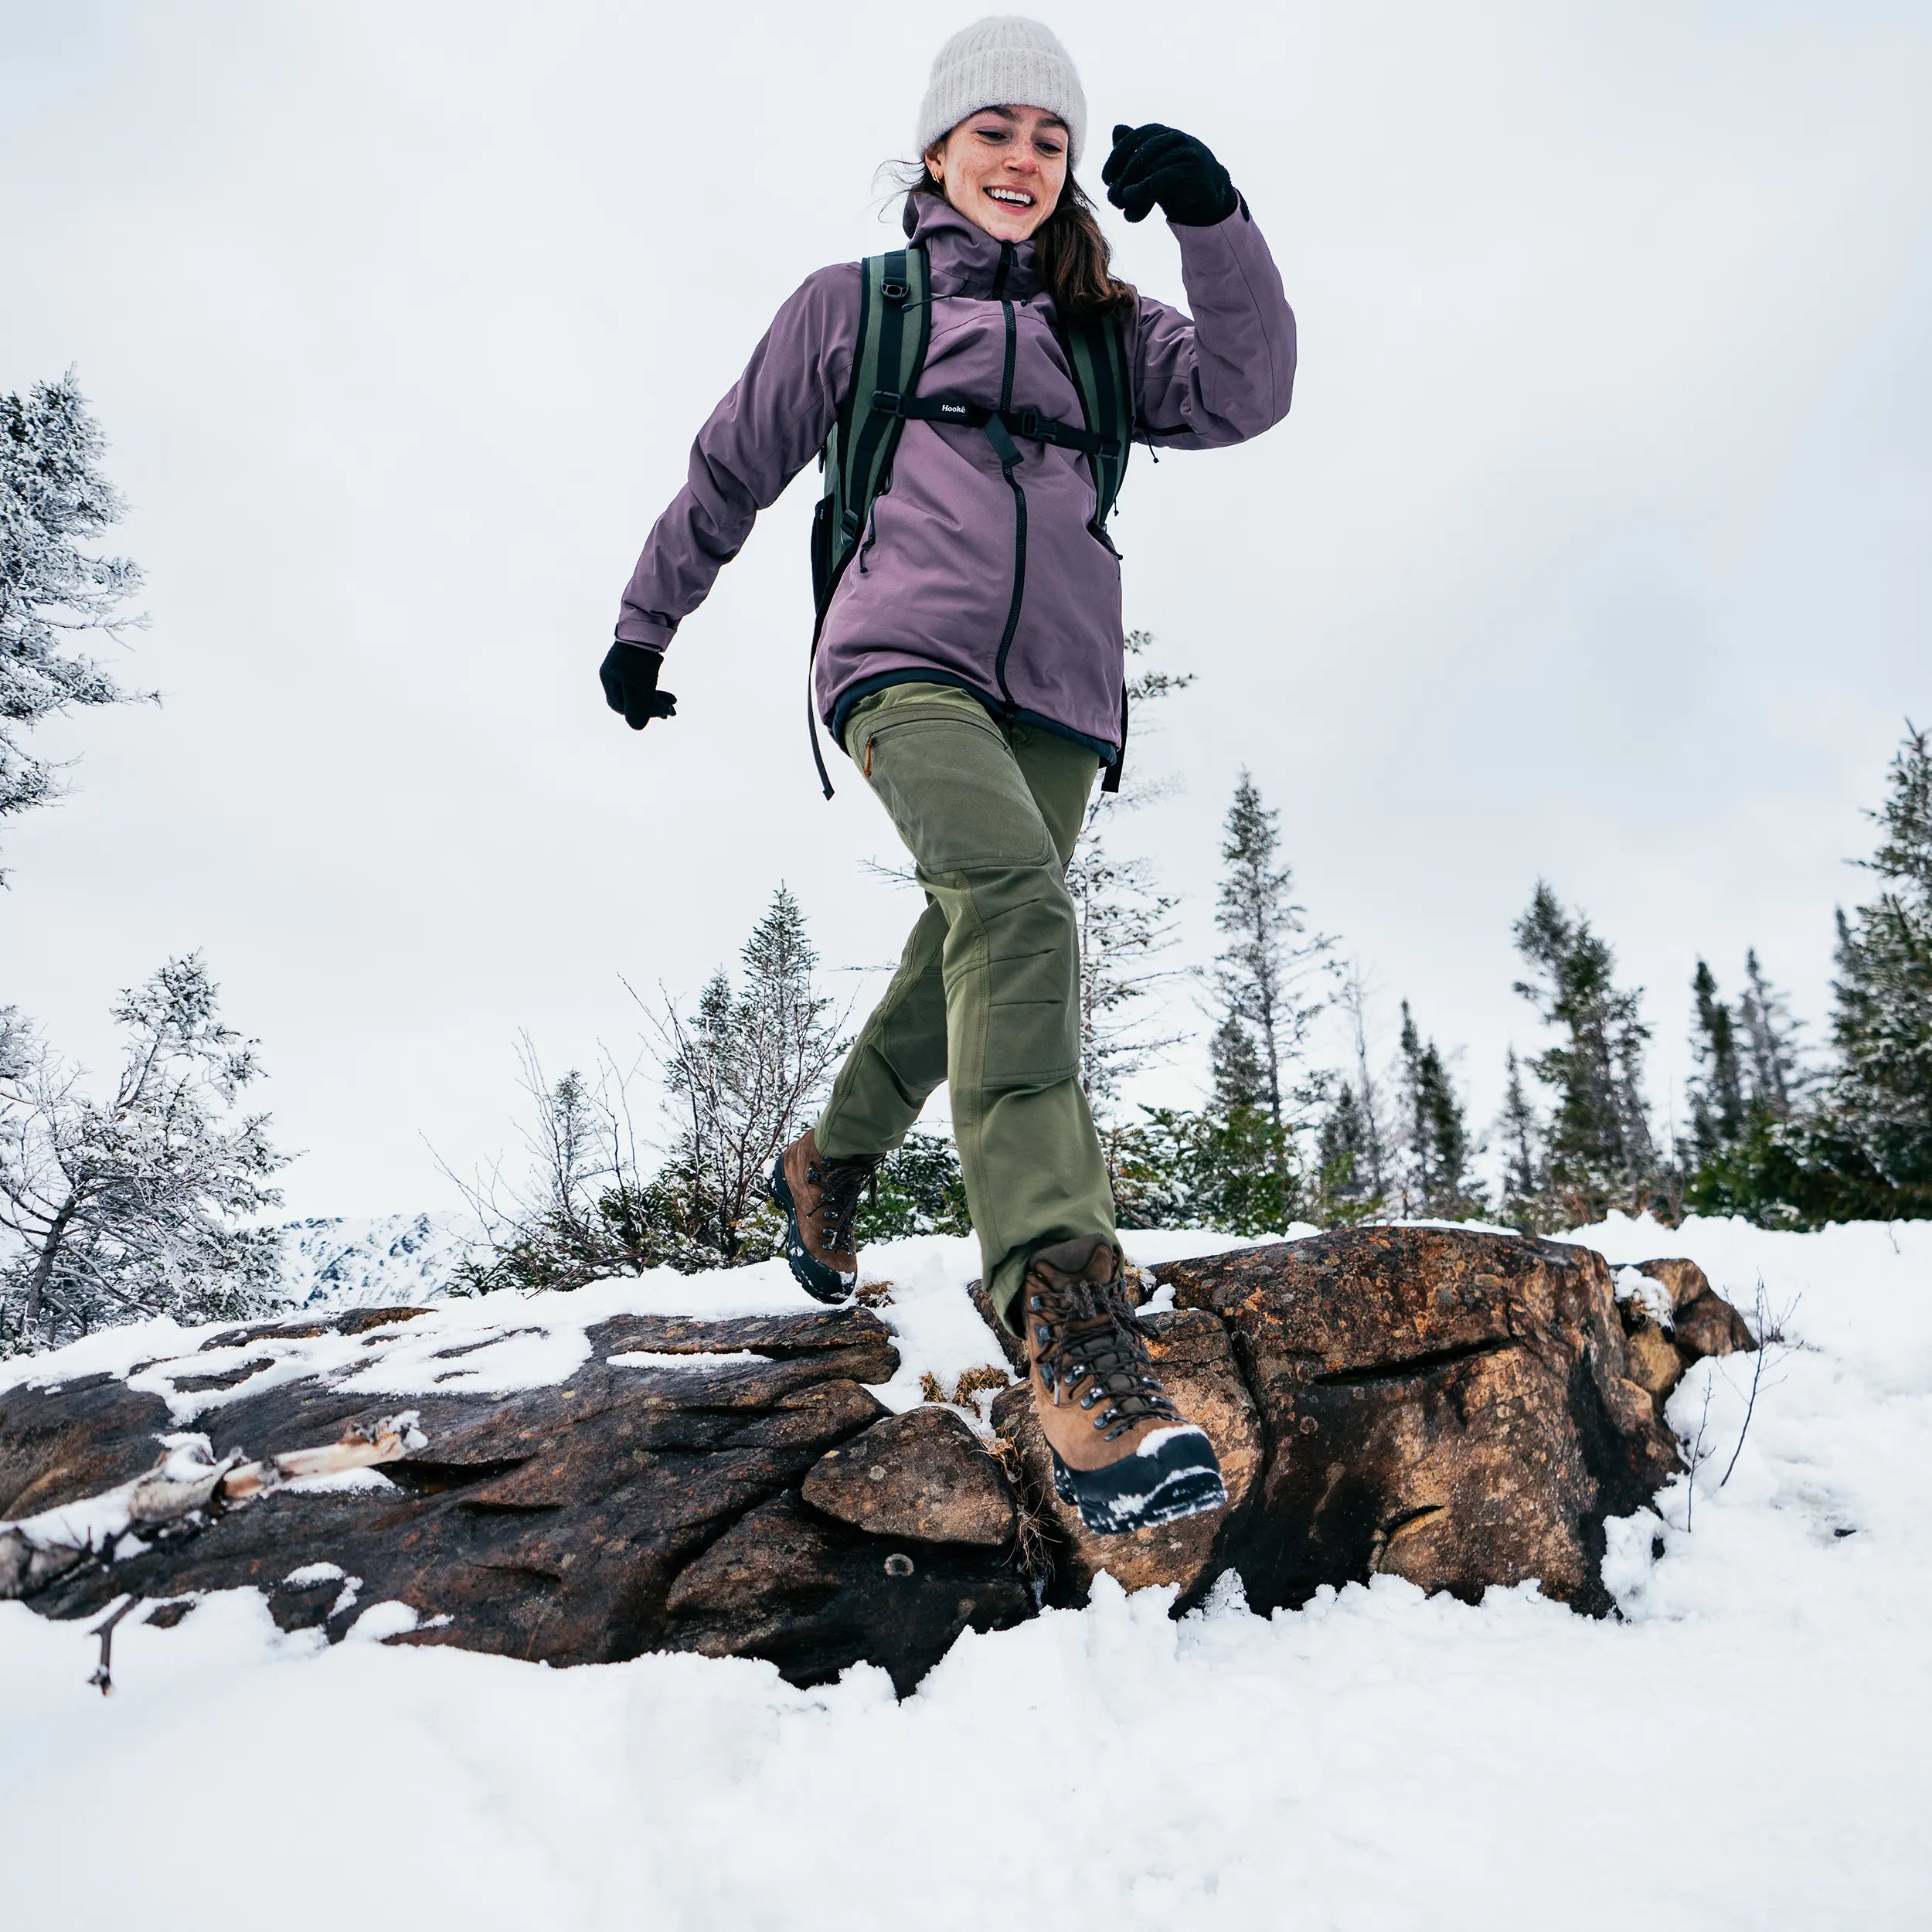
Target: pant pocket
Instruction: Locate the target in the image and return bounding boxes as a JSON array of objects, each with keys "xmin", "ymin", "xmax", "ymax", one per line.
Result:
[
  {"xmin": 972, "ymin": 872, "xmax": 1082, "ymax": 1091},
  {"xmin": 864, "ymin": 715, "xmax": 1055, "ymax": 876}
]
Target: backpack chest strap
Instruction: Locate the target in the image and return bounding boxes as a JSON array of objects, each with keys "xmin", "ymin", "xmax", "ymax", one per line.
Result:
[{"xmin": 870, "ymin": 389, "xmax": 1122, "ymax": 465}]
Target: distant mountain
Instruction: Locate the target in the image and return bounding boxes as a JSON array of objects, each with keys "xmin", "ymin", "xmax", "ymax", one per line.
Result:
[{"xmin": 278, "ymin": 1213, "xmax": 481, "ymax": 1309}]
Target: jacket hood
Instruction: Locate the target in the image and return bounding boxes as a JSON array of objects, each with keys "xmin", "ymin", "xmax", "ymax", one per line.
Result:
[{"xmin": 906, "ymin": 192, "xmax": 1043, "ymax": 302}]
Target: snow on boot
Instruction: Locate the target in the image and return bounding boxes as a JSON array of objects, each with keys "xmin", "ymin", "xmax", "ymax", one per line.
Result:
[
  {"xmin": 769, "ymin": 1129, "xmax": 879, "ymax": 1304},
  {"xmin": 1022, "ymin": 1236, "xmax": 1228, "ymax": 1537}
]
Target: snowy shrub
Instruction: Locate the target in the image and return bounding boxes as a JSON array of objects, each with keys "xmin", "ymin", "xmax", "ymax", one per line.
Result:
[{"xmin": 0, "ymin": 955, "xmax": 288, "ymax": 1354}]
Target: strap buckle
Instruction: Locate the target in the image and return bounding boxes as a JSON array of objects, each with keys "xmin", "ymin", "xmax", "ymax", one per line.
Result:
[
  {"xmin": 871, "ymin": 389, "xmax": 906, "ymax": 417},
  {"xmin": 1012, "ymin": 407, "xmax": 1044, "ymax": 441}
]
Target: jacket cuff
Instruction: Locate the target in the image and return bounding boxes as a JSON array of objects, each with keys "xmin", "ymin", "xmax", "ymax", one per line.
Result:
[{"xmin": 614, "ymin": 614, "xmax": 676, "ymax": 651}]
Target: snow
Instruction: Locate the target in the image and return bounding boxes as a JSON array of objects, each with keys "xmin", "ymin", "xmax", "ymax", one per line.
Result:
[
  {"xmin": 3, "ymin": 1216, "xmax": 1930, "ymax": 1927},
  {"xmin": 280, "ymin": 1562, "xmax": 343, "ymax": 1587},
  {"xmin": 0, "ymin": 1229, "xmax": 1259, "ymax": 1430},
  {"xmin": 278, "ymin": 1467, "xmax": 400, "ymax": 1496},
  {"xmin": 1614, "ymin": 1262, "xmax": 1677, "ymax": 1328}
]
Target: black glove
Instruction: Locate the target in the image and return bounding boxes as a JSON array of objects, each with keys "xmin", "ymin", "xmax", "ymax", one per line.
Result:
[
  {"xmin": 599, "ymin": 641, "xmax": 678, "ymax": 730},
  {"xmin": 1102, "ymin": 123, "xmax": 1240, "ymax": 226}
]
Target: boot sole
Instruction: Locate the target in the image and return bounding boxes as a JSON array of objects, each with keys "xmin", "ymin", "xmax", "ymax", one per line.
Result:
[
  {"xmin": 1049, "ymin": 1428, "xmax": 1229, "ymax": 1537},
  {"xmin": 767, "ymin": 1156, "xmax": 856, "ymax": 1306}
]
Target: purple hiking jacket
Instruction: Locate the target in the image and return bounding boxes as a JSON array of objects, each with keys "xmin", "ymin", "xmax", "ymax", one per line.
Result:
[{"xmin": 615, "ymin": 193, "xmax": 1295, "ymax": 760}]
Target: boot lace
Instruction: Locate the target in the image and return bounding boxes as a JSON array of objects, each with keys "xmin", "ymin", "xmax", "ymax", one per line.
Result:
[
  {"xmin": 806, "ymin": 1152, "xmax": 880, "ymax": 1256},
  {"xmin": 1028, "ymin": 1275, "xmax": 1181, "ymax": 1442}
]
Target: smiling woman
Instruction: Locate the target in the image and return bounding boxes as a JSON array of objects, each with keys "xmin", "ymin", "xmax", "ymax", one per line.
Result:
[{"xmin": 602, "ymin": 13, "xmax": 1298, "ymax": 1537}]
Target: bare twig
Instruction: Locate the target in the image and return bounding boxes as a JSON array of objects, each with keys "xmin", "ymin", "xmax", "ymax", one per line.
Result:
[
  {"xmin": 1718, "ymin": 1281, "xmax": 1773, "ymax": 1489},
  {"xmin": 1684, "ymin": 1378, "xmax": 1714, "ymax": 1531},
  {"xmin": 87, "ymin": 1594, "xmax": 141, "ymax": 1695}
]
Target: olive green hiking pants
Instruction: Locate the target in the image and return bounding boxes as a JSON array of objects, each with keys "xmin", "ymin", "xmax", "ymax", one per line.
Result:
[{"xmin": 814, "ymin": 682, "xmax": 1115, "ymax": 1332}]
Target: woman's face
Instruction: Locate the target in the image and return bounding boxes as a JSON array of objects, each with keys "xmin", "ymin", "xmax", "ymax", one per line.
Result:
[{"xmin": 927, "ymin": 104, "xmax": 1068, "ymax": 243}]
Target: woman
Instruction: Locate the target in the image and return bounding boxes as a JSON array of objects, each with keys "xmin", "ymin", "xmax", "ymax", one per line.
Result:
[{"xmin": 602, "ymin": 17, "xmax": 1295, "ymax": 1536}]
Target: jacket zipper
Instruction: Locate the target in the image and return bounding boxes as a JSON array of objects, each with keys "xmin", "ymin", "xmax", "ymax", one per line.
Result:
[{"xmin": 989, "ymin": 243, "xmax": 1026, "ymax": 710}]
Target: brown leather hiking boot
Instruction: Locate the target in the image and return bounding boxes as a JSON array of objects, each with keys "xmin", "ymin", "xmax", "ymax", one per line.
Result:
[
  {"xmin": 769, "ymin": 1128, "xmax": 880, "ymax": 1303},
  {"xmin": 1022, "ymin": 1235, "xmax": 1228, "ymax": 1536}
]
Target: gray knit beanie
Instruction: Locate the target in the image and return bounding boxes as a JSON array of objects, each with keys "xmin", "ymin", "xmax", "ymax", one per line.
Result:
[{"xmin": 916, "ymin": 16, "xmax": 1087, "ymax": 168}]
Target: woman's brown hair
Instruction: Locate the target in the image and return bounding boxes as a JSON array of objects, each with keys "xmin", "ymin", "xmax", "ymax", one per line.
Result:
[{"xmin": 897, "ymin": 168, "xmax": 1137, "ymax": 322}]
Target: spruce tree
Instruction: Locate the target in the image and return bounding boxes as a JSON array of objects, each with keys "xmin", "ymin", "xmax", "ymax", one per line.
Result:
[
  {"xmin": 1498, "ymin": 1047, "xmax": 1549, "ymax": 1230},
  {"xmin": 1397, "ymin": 1002, "xmax": 1434, "ymax": 1210},
  {"xmin": 1511, "ymin": 883, "xmax": 1662, "ymax": 1224},
  {"xmin": 1394, "ymin": 1001, "xmax": 1486, "ymax": 1219},
  {"xmin": 1737, "ymin": 947, "xmax": 1805, "ymax": 1119},
  {"xmin": 2, "ymin": 373, "xmax": 151, "ymax": 867},
  {"xmin": 461, "ymin": 887, "xmax": 853, "ymax": 1290},
  {"xmin": 1209, "ymin": 771, "xmax": 1332, "ymax": 1130},
  {"xmin": 1066, "ymin": 632, "xmax": 1189, "ymax": 1124},
  {"xmin": 1209, "ymin": 1012, "xmax": 1270, "ymax": 1114},
  {"xmin": 1683, "ymin": 960, "xmax": 1747, "ymax": 1168},
  {"xmin": 1169, "ymin": 771, "xmax": 1332, "ymax": 1226},
  {"xmin": 659, "ymin": 886, "xmax": 847, "ymax": 1264},
  {"xmin": 855, "ymin": 1130, "xmax": 971, "ymax": 1241},
  {"xmin": 1680, "ymin": 948, "xmax": 1815, "ymax": 1224},
  {"xmin": 1315, "ymin": 1083, "xmax": 1380, "ymax": 1224},
  {"xmin": 1815, "ymin": 724, "xmax": 1932, "ymax": 1213}
]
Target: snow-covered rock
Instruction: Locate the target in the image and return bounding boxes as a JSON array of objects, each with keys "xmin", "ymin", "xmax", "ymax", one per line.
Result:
[{"xmin": 1, "ymin": 1226, "xmax": 1748, "ymax": 1689}]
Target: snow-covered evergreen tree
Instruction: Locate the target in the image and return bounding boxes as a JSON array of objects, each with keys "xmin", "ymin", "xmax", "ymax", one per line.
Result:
[
  {"xmin": 2, "ymin": 373, "xmax": 151, "ymax": 867},
  {"xmin": 1686, "ymin": 732, "xmax": 1931, "ymax": 1226},
  {"xmin": 1511, "ymin": 883, "xmax": 1663, "ymax": 1224},
  {"xmin": 1070, "ymin": 825, "xmax": 1182, "ymax": 1115},
  {"xmin": 1315, "ymin": 1083, "xmax": 1380, "ymax": 1223},
  {"xmin": 855, "ymin": 1130, "xmax": 971, "ymax": 1241},
  {"xmin": 1815, "ymin": 723, "xmax": 1932, "ymax": 1213},
  {"xmin": 1208, "ymin": 1010, "xmax": 1270, "ymax": 1114},
  {"xmin": 1133, "ymin": 770, "xmax": 1336, "ymax": 1230},
  {"xmin": 1497, "ymin": 1046, "xmax": 1548, "ymax": 1230},
  {"xmin": 0, "ymin": 956, "xmax": 287, "ymax": 1353},
  {"xmin": 1209, "ymin": 770, "xmax": 1332, "ymax": 1131},
  {"xmin": 1067, "ymin": 631, "xmax": 1189, "ymax": 1116},
  {"xmin": 655, "ymin": 885, "xmax": 849, "ymax": 1266},
  {"xmin": 1393, "ymin": 1001, "xmax": 1486, "ymax": 1219},
  {"xmin": 1736, "ymin": 947, "xmax": 1806, "ymax": 1120},
  {"xmin": 461, "ymin": 888, "xmax": 850, "ymax": 1288},
  {"xmin": 1682, "ymin": 959, "xmax": 1747, "ymax": 1170}
]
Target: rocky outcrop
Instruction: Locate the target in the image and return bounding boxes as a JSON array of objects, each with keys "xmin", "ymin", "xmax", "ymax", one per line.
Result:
[
  {"xmin": 1621, "ymin": 1257, "xmax": 1757, "ymax": 1405},
  {"xmin": 0, "ymin": 1230, "xmax": 1756, "ymax": 1689},
  {"xmin": 0, "ymin": 1304, "xmax": 1025, "ymax": 1692},
  {"xmin": 1154, "ymin": 1230, "xmax": 1685, "ymax": 1614}
]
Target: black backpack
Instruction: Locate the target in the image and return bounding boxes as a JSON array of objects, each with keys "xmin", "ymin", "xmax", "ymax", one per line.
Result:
[{"xmin": 807, "ymin": 243, "xmax": 1137, "ymax": 795}]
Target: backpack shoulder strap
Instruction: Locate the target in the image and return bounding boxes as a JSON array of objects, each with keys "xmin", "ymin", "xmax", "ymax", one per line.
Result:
[
  {"xmin": 806, "ymin": 247, "xmax": 930, "ymax": 798},
  {"xmin": 820, "ymin": 247, "xmax": 930, "ymax": 609},
  {"xmin": 1058, "ymin": 302, "xmax": 1138, "ymax": 794},
  {"xmin": 1060, "ymin": 301, "xmax": 1136, "ymax": 534}
]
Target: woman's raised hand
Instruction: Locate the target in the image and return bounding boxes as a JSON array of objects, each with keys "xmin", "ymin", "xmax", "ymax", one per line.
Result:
[{"xmin": 1102, "ymin": 124, "xmax": 1240, "ymax": 227}]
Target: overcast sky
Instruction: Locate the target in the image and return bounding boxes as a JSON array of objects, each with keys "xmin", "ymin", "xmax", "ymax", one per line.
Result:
[{"xmin": 4, "ymin": 1, "xmax": 1928, "ymax": 1218}]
